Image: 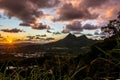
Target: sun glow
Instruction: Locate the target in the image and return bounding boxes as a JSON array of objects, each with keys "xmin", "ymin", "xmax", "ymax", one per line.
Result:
[
  {"xmin": 6, "ymin": 38, "xmax": 13, "ymax": 44},
  {"xmin": 8, "ymin": 40, "xmax": 13, "ymax": 44}
]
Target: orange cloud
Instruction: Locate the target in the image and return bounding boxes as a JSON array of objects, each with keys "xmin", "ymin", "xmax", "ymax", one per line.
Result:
[{"xmin": 105, "ymin": 8, "xmax": 114, "ymax": 19}]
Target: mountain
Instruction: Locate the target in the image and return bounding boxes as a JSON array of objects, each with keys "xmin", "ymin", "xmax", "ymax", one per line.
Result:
[
  {"xmin": 47, "ymin": 33, "xmax": 98, "ymax": 48},
  {"xmin": 63, "ymin": 33, "xmax": 77, "ymax": 40}
]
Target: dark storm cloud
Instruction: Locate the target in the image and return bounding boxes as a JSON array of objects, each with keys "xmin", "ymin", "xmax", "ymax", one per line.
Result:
[
  {"xmin": 30, "ymin": 0, "xmax": 60, "ymax": 8},
  {"xmin": 83, "ymin": 24, "xmax": 98, "ymax": 30},
  {"xmin": 55, "ymin": 3, "xmax": 98, "ymax": 21},
  {"xmin": 32, "ymin": 23, "xmax": 50, "ymax": 30},
  {"xmin": 0, "ymin": 0, "xmax": 43, "ymax": 27},
  {"xmin": 55, "ymin": 0, "xmax": 120, "ymax": 21},
  {"xmin": 66, "ymin": 21, "xmax": 98, "ymax": 31},
  {"xmin": 20, "ymin": 23, "xmax": 51, "ymax": 30},
  {"xmin": 0, "ymin": 28, "xmax": 24, "ymax": 33},
  {"xmin": 19, "ymin": 23, "xmax": 31, "ymax": 27},
  {"xmin": 66, "ymin": 21, "xmax": 83, "ymax": 31},
  {"xmin": 82, "ymin": 0, "xmax": 108, "ymax": 8},
  {"xmin": 55, "ymin": 0, "xmax": 108, "ymax": 21},
  {"xmin": 0, "ymin": 0, "xmax": 120, "ymax": 32},
  {"xmin": 0, "ymin": 0, "xmax": 60, "ymax": 29}
]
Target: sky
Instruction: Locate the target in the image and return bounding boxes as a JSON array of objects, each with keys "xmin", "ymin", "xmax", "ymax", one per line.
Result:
[{"xmin": 0, "ymin": 0, "xmax": 120, "ymax": 43}]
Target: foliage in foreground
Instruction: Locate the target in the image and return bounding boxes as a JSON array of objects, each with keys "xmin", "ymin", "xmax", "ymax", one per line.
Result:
[{"xmin": 0, "ymin": 35, "xmax": 120, "ymax": 80}]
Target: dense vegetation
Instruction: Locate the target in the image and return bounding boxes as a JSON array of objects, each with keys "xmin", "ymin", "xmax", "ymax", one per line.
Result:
[{"xmin": 0, "ymin": 13, "xmax": 120, "ymax": 80}]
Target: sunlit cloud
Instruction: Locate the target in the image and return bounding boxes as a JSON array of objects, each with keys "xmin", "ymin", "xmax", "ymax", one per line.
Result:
[
  {"xmin": 0, "ymin": 0, "xmax": 120, "ymax": 42},
  {"xmin": 0, "ymin": 0, "xmax": 60, "ymax": 29}
]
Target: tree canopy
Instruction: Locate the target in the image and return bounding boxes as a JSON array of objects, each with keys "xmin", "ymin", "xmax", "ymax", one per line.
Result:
[{"xmin": 101, "ymin": 12, "xmax": 120, "ymax": 37}]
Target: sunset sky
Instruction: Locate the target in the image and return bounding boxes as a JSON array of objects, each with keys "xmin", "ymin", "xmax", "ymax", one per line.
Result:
[{"xmin": 0, "ymin": 0, "xmax": 120, "ymax": 43}]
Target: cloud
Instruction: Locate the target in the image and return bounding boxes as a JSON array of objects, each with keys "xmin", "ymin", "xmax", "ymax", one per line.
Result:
[
  {"xmin": 26, "ymin": 34, "xmax": 47, "ymax": 41},
  {"xmin": 81, "ymin": 0, "xmax": 108, "ymax": 8},
  {"xmin": 0, "ymin": 0, "xmax": 43, "ymax": 28},
  {"xmin": 54, "ymin": 3, "xmax": 98, "ymax": 21},
  {"xmin": 0, "ymin": 0, "xmax": 60, "ymax": 29},
  {"xmin": 0, "ymin": 28, "xmax": 24, "ymax": 33},
  {"xmin": 19, "ymin": 23, "xmax": 31, "ymax": 26},
  {"xmin": 53, "ymin": 32, "xmax": 61, "ymax": 35},
  {"xmin": 0, "ymin": 0, "xmax": 120, "ymax": 32},
  {"xmin": 46, "ymin": 37, "xmax": 55, "ymax": 41},
  {"xmin": 83, "ymin": 24, "xmax": 98, "ymax": 30},
  {"xmin": 35, "ymin": 37, "xmax": 55, "ymax": 41},
  {"xmin": 65, "ymin": 21, "xmax": 99, "ymax": 32},
  {"xmin": 40, "ymin": 34, "xmax": 47, "ymax": 37},
  {"xmin": 94, "ymin": 31, "xmax": 99, "ymax": 35},
  {"xmin": 66, "ymin": 21, "xmax": 83, "ymax": 31},
  {"xmin": 26, "ymin": 35, "xmax": 55, "ymax": 41},
  {"xmin": 55, "ymin": 0, "xmax": 109, "ymax": 21},
  {"xmin": 54, "ymin": 0, "xmax": 120, "ymax": 23},
  {"xmin": 35, "ymin": 34, "xmax": 47, "ymax": 39},
  {"xmin": 94, "ymin": 30, "xmax": 107, "ymax": 39},
  {"xmin": 61, "ymin": 29, "xmax": 69, "ymax": 34},
  {"xmin": 0, "ymin": 34, "xmax": 3, "ymax": 38},
  {"xmin": 85, "ymin": 34, "xmax": 93, "ymax": 36},
  {"xmin": 30, "ymin": 0, "xmax": 60, "ymax": 8},
  {"xmin": 31, "ymin": 23, "xmax": 50, "ymax": 30},
  {"xmin": 32, "ymin": 23, "xmax": 50, "ymax": 30},
  {"xmin": 72, "ymin": 31, "xmax": 81, "ymax": 34},
  {"xmin": 47, "ymin": 30, "xmax": 52, "ymax": 33},
  {"xmin": 26, "ymin": 36, "xmax": 35, "ymax": 40},
  {"xmin": 20, "ymin": 22, "xmax": 51, "ymax": 30}
]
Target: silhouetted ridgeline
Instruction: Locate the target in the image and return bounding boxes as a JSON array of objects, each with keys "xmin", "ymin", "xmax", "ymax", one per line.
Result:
[{"xmin": 46, "ymin": 33, "xmax": 98, "ymax": 48}]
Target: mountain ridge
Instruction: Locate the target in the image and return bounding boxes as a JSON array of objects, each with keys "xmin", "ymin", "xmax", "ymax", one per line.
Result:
[{"xmin": 47, "ymin": 33, "xmax": 98, "ymax": 48}]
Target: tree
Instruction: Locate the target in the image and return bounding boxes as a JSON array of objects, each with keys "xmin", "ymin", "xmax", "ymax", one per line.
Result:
[{"xmin": 101, "ymin": 12, "xmax": 120, "ymax": 37}]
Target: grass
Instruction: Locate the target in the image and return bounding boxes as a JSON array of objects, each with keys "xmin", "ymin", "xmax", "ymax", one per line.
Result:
[
  {"xmin": 0, "ymin": 52, "xmax": 119, "ymax": 80},
  {"xmin": 0, "ymin": 38, "xmax": 120, "ymax": 80},
  {"xmin": 0, "ymin": 55, "xmax": 73, "ymax": 80}
]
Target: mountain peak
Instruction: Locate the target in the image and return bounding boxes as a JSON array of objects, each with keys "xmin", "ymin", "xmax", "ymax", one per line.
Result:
[
  {"xmin": 64, "ymin": 33, "xmax": 76, "ymax": 40},
  {"xmin": 48, "ymin": 33, "xmax": 97, "ymax": 47},
  {"xmin": 78, "ymin": 35, "xmax": 88, "ymax": 39}
]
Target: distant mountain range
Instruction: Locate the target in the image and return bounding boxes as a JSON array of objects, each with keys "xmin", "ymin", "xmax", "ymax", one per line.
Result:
[{"xmin": 47, "ymin": 33, "xmax": 98, "ymax": 48}]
